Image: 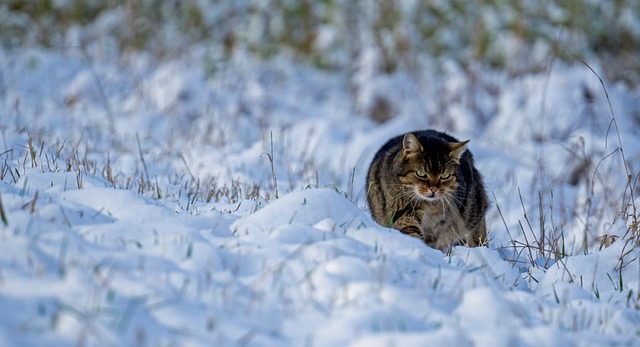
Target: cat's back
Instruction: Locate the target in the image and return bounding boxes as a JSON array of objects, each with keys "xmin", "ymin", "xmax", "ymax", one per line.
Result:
[
  {"xmin": 412, "ymin": 129, "xmax": 461, "ymax": 150},
  {"xmin": 371, "ymin": 133, "xmax": 404, "ymax": 160},
  {"xmin": 371, "ymin": 130, "xmax": 457, "ymax": 159}
]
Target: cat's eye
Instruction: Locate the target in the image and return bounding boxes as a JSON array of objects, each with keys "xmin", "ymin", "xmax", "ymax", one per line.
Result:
[
  {"xmin": 440, "ymin": 173, "xmax": 452, "ymax": 180},
  {"xmin": 415, "ymin": 170, "xmax": 427, "ymax": 178}
]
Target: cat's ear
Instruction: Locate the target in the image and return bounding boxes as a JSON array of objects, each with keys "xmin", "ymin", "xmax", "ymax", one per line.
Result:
[
  {"xmin": 402, "ymin": 133, "xmax": 423, "ymax": 156},
  {"xmin": 449, "ymin": 140, "xmax": 469, "ymax": 163}
]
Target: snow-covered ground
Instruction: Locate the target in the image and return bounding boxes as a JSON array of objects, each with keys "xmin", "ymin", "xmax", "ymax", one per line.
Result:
[{"xmin": 1, "ymin": 45, "xmax": 640, "ymax": 346}]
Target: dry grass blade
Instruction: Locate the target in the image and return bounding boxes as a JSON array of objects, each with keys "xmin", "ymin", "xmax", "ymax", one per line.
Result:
[
  {"xmin": 0, "ymin": 192, "xmax": 8, "ymax": 226},
  {"xmin": 27, "ymin": 136, "xmax": 37, "ymax": 168},
  {"xmin": 568, "ymin": 49, "xmax": 639, "ymax": 272},
  {"xmin": 538, "ymin": 191, "xmax": 545, "ymax": 260},
  {"xmin": 261, "ymin": 131, "xmax": 279, "ymax": 199},
  {"xmin": 136, "ymin": 133, "xmax": 151, "ymax": 184}
]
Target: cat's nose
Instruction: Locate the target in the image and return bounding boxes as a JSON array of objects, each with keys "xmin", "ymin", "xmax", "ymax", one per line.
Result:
[{"xmin": 429, "ymin": 186, "xmax": 438, "ymax": 193}]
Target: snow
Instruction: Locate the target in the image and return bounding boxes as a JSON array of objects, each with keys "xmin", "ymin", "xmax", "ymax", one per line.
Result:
[{"xmin": 1, "ymin": 40, "xmax": 640, "ymax": 347}]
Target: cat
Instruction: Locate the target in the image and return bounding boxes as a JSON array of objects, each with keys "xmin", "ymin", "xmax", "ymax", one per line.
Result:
[{"xmin": 366, "ymin": 130, "xmax": 488, "ymax": 252}]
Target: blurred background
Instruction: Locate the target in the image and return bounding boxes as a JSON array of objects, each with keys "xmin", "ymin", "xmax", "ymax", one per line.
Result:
[{"xmin": 3, "ymin": 0, "xmax": 639, "ymax": 100}]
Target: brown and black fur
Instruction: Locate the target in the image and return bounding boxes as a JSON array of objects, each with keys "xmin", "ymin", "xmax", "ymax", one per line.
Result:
[{"xmin": 366, "ymin": 130, "xmax": 488, "ymax": 252}]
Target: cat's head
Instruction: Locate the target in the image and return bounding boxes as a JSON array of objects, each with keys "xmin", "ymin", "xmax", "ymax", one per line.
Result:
[{"xmin": 396, "ymin": 132, "xmax": 468, "ymax": 202}]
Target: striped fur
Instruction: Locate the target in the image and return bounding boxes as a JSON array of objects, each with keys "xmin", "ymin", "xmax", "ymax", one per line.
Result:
[{"xmin": 366, "ymin": 130, "xmax": 488, "ymax": 252}]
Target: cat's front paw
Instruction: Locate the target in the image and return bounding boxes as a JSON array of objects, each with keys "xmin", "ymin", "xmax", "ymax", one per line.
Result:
[{"xmin": 400, "ymin": 226, "xmax": 422, "ymax": 239}]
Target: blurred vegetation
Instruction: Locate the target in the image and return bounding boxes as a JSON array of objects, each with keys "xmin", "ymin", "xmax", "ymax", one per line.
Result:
[{"xmin": 1, "ymin": 0, "xmax": 639, "ymax": 86}]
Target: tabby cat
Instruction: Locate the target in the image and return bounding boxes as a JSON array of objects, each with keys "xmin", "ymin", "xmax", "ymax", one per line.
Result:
[{"xmin": 366, "ymin": 130, "xmax": 488, "ymax": 252}]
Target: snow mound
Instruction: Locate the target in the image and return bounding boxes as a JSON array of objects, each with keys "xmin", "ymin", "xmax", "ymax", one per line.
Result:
[{"xmin": 2, "ymin": 39, "xmax": 640, "ymax": 346}]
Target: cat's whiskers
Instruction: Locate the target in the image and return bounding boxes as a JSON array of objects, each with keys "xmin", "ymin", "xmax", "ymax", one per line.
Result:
[
  {"xmin": 366, "ymin": 130, "xmax": 487, "ymax": 252},
  {"xmin": 453, "ymin": 184, "xmax": 468, "ymax": 196},
  {"xmin": 443, "ymin": 195, "xmax": 458, "ymax": 216},
  {"xmin": 445, "ymin": 193, "xmax": 465, "ymax": 206},
  {"xmin": 393, "ymin": 186, "xmax": 416, "ymax": 199},
  {"xmin": 392, "ymin": 186, "xmax": 423, "ymax": 210},
  {"xmin": 410, "ymin": 195, "xmax": 422, "ymax": 210}
]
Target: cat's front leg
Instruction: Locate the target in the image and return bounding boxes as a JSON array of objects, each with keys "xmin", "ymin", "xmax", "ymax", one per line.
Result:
[{"xmin": 392, "ymin": 215, "xmax": 423, "ymax": 239}]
